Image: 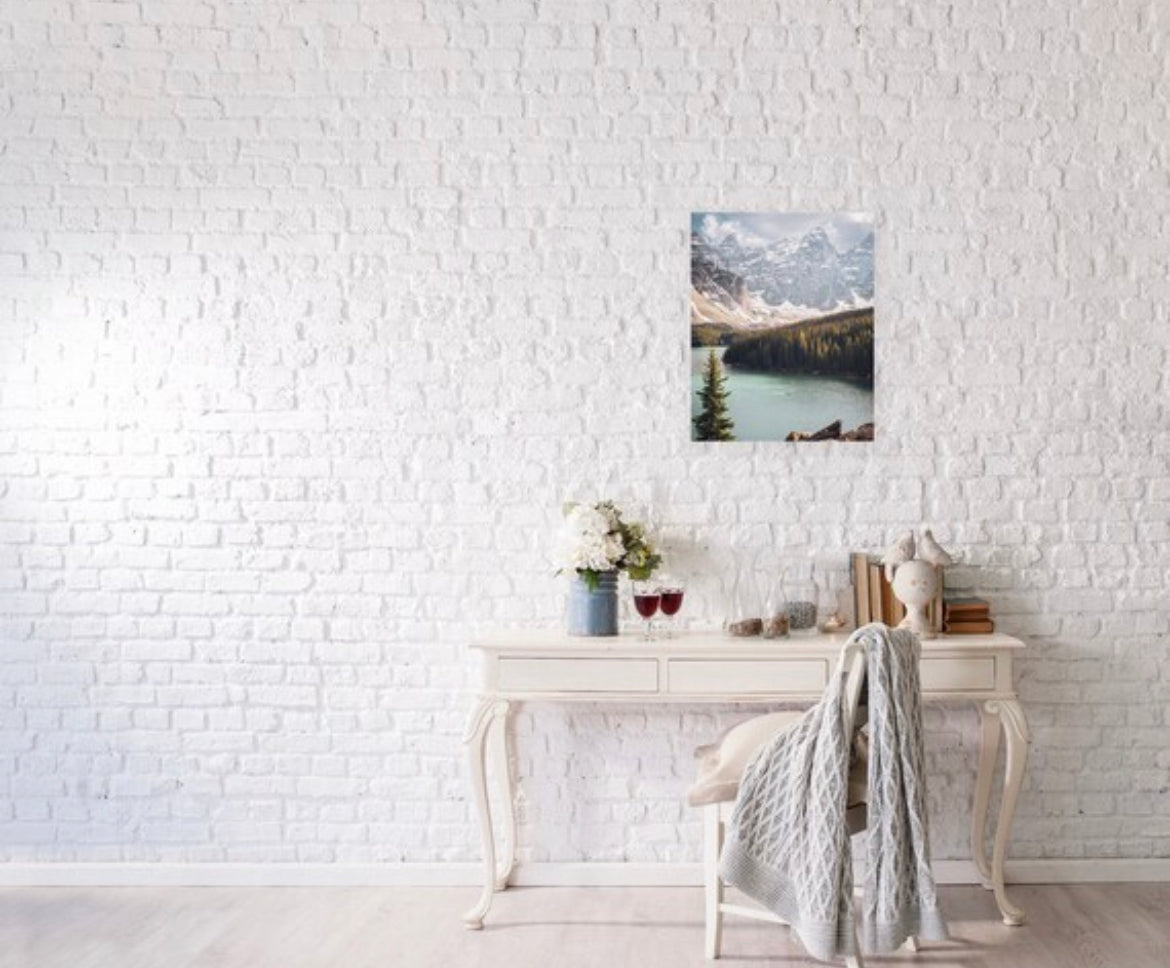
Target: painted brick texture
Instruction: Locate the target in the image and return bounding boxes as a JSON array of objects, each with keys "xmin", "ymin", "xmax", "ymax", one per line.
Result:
[{"xmin": 0, "ymin": 0, "xmax": 1168, "ymax": 864}]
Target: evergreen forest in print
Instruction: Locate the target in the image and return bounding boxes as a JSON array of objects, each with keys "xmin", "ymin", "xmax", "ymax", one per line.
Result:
[{"xmin": 691, "ymin": 212, "xmax": 875, "ymax": 443}]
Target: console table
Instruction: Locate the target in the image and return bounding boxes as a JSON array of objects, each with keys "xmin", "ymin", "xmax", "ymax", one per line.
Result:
[{"xmin": 463, "ymin": 629, "xmax": 1029, "ymax": 930}]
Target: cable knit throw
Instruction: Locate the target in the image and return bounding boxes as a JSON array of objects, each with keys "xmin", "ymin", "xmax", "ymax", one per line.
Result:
[{"xmin": 719, "ymin": 624, "xmax": 949, "ymax": 962}]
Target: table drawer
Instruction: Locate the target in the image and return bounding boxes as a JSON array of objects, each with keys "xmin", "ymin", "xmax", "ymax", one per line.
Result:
[
  {"xmin": 920, "ymin": 656, "xmax": 996, "ymax": 692},
  {"xmin": 668, "ymin": 659, "xmax": 828, "ymax": 695},
  {"xmin": 496, "ymin": 658, "xmax": 658, "ymax": 693}
]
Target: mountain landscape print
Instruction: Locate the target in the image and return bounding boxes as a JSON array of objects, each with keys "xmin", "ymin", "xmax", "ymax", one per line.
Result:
[{"xmin": 691, "ymin": 212, "xmax": 875, "ymax": 443}]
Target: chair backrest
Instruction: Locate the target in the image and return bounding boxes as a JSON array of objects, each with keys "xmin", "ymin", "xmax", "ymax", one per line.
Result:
[{"xmin": 837, "ymin": 639, "xmax": 868, "ymax": 740}]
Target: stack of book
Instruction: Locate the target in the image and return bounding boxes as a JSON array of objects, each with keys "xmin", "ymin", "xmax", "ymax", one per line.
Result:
[
  {"xmin": 850, "ymin": 552, "xmax": 944, "ymax": 632},
  {"xmin": 943, "ymin": 597, "xmax": 994, "ymax": 634}
]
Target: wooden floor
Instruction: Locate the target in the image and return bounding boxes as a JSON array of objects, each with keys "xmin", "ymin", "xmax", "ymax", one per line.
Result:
[{"xmin": 1, "ymin": 883, "xmax": 1167, "ymax": 968}]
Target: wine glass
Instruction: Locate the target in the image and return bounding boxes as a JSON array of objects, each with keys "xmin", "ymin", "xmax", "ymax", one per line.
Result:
[
  {"xmin": 658, "ymin": 577, "xmax": 685, "ymax": 638},
  {"xmin": 632, "ymin": 581, "xmax": 661, "ymax": 641}
]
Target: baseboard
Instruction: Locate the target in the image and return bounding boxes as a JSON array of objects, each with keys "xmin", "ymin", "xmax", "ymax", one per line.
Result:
[
  {"xmin": 0, "ymin": 863, "xmax": 485, "ymax": 888},
  {"xmin": 0, "ymin": 859, "xmax": 1166, "ymax": 888},
  {"xmin": 986, "ymin": 859, "xmax": 1170, "ymax": 884}
]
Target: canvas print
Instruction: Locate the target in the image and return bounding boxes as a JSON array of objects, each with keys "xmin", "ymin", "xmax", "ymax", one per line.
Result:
[{"xmin": 691, "ymin": 212, "xmax": 875, "ymax": 442}]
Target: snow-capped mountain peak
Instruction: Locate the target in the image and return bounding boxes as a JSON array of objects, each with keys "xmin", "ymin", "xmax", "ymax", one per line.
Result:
[{"xmin": 692, "ymin": 223, "xmax": 874, "ymax": 321}]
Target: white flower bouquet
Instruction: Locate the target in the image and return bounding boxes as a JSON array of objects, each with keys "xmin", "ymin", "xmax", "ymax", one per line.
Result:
[{"xmin": 556, "ymin": 500, "xmax": 661, "ymax": 589}]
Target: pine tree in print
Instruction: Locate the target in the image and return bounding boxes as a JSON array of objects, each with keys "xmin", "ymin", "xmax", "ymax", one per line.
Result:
[{"xmin": 694, "ymin": 349, "xmax": 736, "ymax": 441}]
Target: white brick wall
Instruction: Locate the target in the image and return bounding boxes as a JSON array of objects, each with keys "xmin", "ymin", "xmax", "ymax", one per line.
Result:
[{"xmin": 1, "ymin": 0, "xmax": 1167, "ymax": 865}]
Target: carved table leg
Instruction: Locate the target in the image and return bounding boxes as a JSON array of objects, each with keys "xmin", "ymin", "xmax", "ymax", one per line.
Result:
[
  {"xmin": 985, "ymin": 698, "xmax": 1030, "ymax": 926},
  {"xmin": 489, "ymin": 701, "xmax": 516, "ymax": 891},
  {"xmin": 971, "ymin": 700, "xmax": 1002, "ymax": 887},
  {"xmin": 462, "ymin": 696, "xmax": 509, "ymax": 930}
]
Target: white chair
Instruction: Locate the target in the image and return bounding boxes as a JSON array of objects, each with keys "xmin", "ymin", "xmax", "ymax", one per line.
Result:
[{"xmin": 689, "ymin": 640, "xmax": 904, "ymax": 966}]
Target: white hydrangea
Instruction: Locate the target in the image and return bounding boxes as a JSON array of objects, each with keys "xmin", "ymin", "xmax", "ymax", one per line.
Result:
[{"xmin": 556, "ymin": 503, "xmax": 626, "ymax": 574}]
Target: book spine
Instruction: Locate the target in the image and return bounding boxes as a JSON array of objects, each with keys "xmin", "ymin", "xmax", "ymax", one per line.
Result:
[
  {"xmin": 943, "ymin": 620, "xmax": 996, "ymax": 634},
  {"xmin": 880, "ymin": 567, "xmax": 895, "ymax": 625},
  {"xmin": 868, "ymin": 560, "xmax": 883, "ymax": 626},
  {"xmin": 931, "ymin": 566, "xmax": 944, "ymax": 632},
  {"xmin": 891, "ymin": 583, "xmax": 906, "ymax": 625},
  {"xmin": 852, "ymin": 552, "xmax": 870, "ymax": 627}
]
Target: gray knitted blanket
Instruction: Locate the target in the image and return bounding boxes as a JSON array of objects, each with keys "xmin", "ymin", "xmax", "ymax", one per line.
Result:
[{"xmin": 719, "ymin": 624, "xmax": 949, "ymax": 961}]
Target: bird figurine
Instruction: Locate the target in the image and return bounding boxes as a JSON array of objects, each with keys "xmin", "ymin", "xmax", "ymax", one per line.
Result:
[
  {"xmin": 881, "ymin": 530, "xmax": 916, "ymax": 581},
  {"xmin": 918, "ymin": 528, "xmax": 954, "ymax": 568}
]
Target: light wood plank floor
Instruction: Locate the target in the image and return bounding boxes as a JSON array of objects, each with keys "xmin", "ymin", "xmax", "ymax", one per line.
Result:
[{"xmin": 1, "ymin": 883, "xmax": 1167, "ymax": 968}]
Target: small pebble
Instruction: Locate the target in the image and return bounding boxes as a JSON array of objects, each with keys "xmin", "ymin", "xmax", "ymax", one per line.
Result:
[
  {"xmin": 727, "ymin": 618, "xmax": 763, "ymax": 637},
  {"xmin": 762, "ymin": 614, "xmax": 789, "ymax": 638}
]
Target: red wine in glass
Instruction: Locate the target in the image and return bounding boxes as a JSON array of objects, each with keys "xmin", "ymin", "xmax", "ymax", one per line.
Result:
[
  {"xmin": 658, "ymin": 580, "xmax": 685, "ymax": 637},
  {"xmin": 632, "ymin": 582, "xmax": 659, "ymax": 640},
  {"xmin": 634, "ymin": 593, "xmax": 660, "ymax": 618}
]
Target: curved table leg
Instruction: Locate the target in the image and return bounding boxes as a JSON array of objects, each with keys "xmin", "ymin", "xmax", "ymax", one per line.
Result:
[
  {"xmin": 490, "ymin": 701, "xmax": 516, "ymax": 891},
  {"xmin": 971, "ymin": 700, "xmax": 1002, "ymax": 888},
  {"xmin": 462, "ymin": 696, "xmax": 509, "ymax": 930},
  {"xmin": 985, "ymin": 698, "xmax": 1030, "ymax": 926}
]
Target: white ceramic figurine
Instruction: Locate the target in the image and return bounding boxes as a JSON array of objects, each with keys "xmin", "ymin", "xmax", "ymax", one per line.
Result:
[
  {"xmin": 918, "ymin": 528, "xmax": 955, "ymax": 568},
  {"xmin": 881, "ymin": 530, "xmax": 916, "ymax": 581},
  {"xmin": 891, "ymin": 558, "xmax": 939, "ymax": 639}
]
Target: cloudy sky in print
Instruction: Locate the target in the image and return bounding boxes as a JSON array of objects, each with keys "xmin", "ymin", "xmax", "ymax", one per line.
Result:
[{"xmin": 691, "ymin": 212, "xmax": 873, "ymax": 252}]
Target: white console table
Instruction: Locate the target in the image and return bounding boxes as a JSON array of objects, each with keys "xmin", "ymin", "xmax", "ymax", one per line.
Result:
[{"xmin": 463, "ymin": 629, "xmax": 1029, "ymax": 930}]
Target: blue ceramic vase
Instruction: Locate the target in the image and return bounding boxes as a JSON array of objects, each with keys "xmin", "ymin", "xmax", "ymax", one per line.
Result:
[{"xmin": 566, "ymin": 572, "xmax": 619, "ymax": 636}]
